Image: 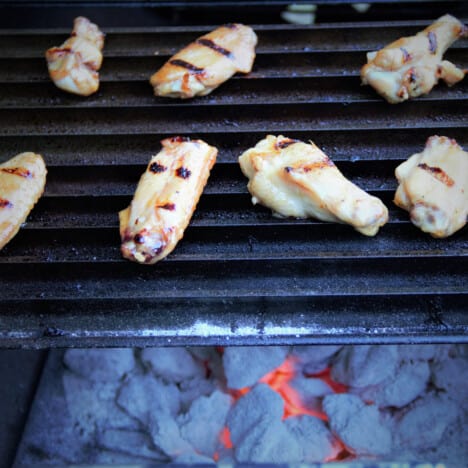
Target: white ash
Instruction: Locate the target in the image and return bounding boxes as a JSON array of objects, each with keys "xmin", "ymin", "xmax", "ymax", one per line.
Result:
[
  {"xmin": 395, "ymin": 393, "xmax": 458, "ymax": 450},
  {"xmin": 284, "ymin": 415, "xmax": 338, "ymax": 462},
  {"xmin": 63, "ymin": 348, "xmax": 135, "ymax": 382},
  {"xmin": 148, "ymin": 409, "xmax": 194, "ymax": 457},
  {"xmin": 232, "ymin": 418, "xmax": 302, "ymax": 463},
  {"xmin": 397, "ymin": 344, "xmax": 438, "ymax": 361},
  {"xmin": 141, "ymin": 347, "xmax": 204, "ymax": 383},
  {"xmin": 323, "ymin": 393, "xmax": 392, "ymax": 456},
  {"xmin": 288, "ymin": 375, "xmax": 332, "ymax": 415},
  {"xmin": 432, "ymin": 355, "xmax": 468, "ymax": 409},
  {"xmin": 331, "ymin": 345, "xmax": 399, "ymax": 388},
  {"xmin": 97, "ymin": 428, "xmax": 166, "ymax": 461},
  {"xmin": 226, "ymin": 384, "xmax": 318, "ymax": 463},
  {"xmin": 14, "ymin": 344, "xmax": 468, "ymax": 466},
  {"xmin": 95, "ymin": 449, "xmax": 163, "ymax": 465},
  {"xmin": 355, "ymin": 359, "xmax": 430, "ymax": 408},
  {"xmin": 291, "ymin": 375, "xmax": 334, "ymax": 399},
  {"xmin": 172, "ymin": 451, "xmax": 215, "ymax": 464},
  {"xmin": 227, "ymin": 386, "xmax": 302, "ymax": 463},
  {"xmin": 291, "ymin": 345, "xmax": 343, "ymax": 373},
  {"xmin": 116, "ymin": 372, "xmax": 180, "ymax": 425},
  {"xmin": 14, "ymin": 351, "xmax": 101, "ymax": 465},
  {"xmin": 63, "ymin": 371, "xmax": 138, "ymax": 436},
  {"xmin": 223, "ymin": 346, "xmax": 289, "ymax": 389},
  {"xmin": 188, "ymin": 346, "xmax": 225, "ymax": 382},
  {"xmin": 227, "ymin": 383, "xmax": 284, "ymax": 443},
  {"xmin": 178, "ymin": 374, "xmax": 217, "ymax": 411},
  {"xmin": 178, "ymin": 390, "xmax": 232, "ymax": 457}
]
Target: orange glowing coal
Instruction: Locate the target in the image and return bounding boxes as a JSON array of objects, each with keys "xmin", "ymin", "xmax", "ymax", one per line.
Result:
[
  {"xmin": 216, "ymin": 352, "xmax": 351, "ymax": 462},
  {"xmin": 219, "ymin": 426, "xmax": 233, "ymax": 449},
  {"xmin": 259, "ymin": 356, "xmax": 328, "ymax": 420}
]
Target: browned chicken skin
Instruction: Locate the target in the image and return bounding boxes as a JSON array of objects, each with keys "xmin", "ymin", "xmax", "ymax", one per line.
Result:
[
  {"xmin": 361, "ymin": 14, "xmax": 468, "ymax": 103},
  {"xmin": 394, "ymin": 136, "xmax": 468, "ymax": 238},
  {"xmin": 239, "ymin": 135, "xmax": 388, "ymax": 236},
  {"xmin": 45, "ymin": 17, "xmax": 105, "ymax": 96},
  {"xmin": 119, "ymin": 137, "xmax": 217, "ymax": 264},
  {"xmin": 0, "ymin": 152, "xmax": 47, "ymax": 250},
  {"xmin": 150, "ymin": 23, "xmax": 257, "ymax": 99}
]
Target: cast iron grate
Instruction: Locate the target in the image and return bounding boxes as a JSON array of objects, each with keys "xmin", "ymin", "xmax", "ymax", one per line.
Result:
[{"xmin": 0, "ymin": 5, "xmax": 467, "ymax": 347}]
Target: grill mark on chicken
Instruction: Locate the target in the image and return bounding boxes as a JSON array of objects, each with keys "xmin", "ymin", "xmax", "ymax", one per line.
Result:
[
  {"xmin": 176, "ymin": 167, "xmax": 191, "ymax": 179},
  {"xmin": 284, "ymin": 159, "xmax": 335, "ymax": 174},
  {"xmin": 149, "ymin": 162, "xmax": 167, "ymax": 173},
  {"xmin": 134, "ymin": 233, "xmax": 145, "ymax": 244},
  {"xmin": 1, "ymin": 167, "xmax": 32, "ymax": 178},
  {"xmin": 170, "ymin": 136, "xmax": 191, "ymax": 143},
  {"xmin": 224, "ymin": 23, "xmax": 239, "ymax": 30},
  {"xmin": 0, "ymin": 198, "xmax": 13, "ymax": 208},
  {"xmin": 400, "ymin": 47, "xmax": 412, "ymax": 62},
  {"xmin": 47, "ymin": 46, "xmax": 72, "ymax": 57},
  {"xmin": 275, "ymin": 139, "xmax": 298, "ymax": 150},
  {"xmin": 427, "ymin": 31, "xmax": 438, "ymax": 54},
  {"xmin": 169, "ymin": 59, "xmax": 205, "ymax": 74},
  {"xmin": 361, "ymin": 15, "xmax": 467, "ymax": 103},
  {"xmin": 418, "ymin": 162, "xmax": 455, "ymax": 187},
  {"xmin": 239, "ymin": 135, "xmax": 388, "ymax": 236},
  {"xmin": 46, "ymin": 17, "xmax": 104, "ymax": 96},
  {"xmin": 158, "ymin": 203, "xmax": 176, "ymax": 211},
  {"xmin": 196, "ymin": 38, "xmax": 233, "ymax": 58}
]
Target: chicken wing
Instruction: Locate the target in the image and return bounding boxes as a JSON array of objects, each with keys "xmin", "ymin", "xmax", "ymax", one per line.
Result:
[
  {"xmin": 150, "ymin": 23, "xmax": 257, "ymax": 99},
  {"xmin": 394, "ymin": 136, "xmax": 468, "ymax": 238},
  {"xmin": 239, "ymin": 135, "xmax": 388, "ymax": 236},
  {"xmin": 361, "ymin": 14, "xmax": 467, "ymax": 103},
  {"xmin": 119, "ymin": 137, "xmax": 218, "ymax": 264},
  {"xmin": 0, "ymin": 152, "xmax": 47, "ymax": 250},
  {"xmin": 46, "ymin": 16, "xmax": 105, "ymax": 96}
]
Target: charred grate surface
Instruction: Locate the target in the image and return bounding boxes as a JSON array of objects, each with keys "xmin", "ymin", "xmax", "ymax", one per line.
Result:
[{"xmin": 0, "ymin": 11, "xmax": 467, "ymax": 347}]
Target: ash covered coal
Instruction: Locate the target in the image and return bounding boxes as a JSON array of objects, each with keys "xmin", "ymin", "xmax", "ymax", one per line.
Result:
[{"xmin": 14, "ymin": 344, "xmax": 468, "ymax": 466}]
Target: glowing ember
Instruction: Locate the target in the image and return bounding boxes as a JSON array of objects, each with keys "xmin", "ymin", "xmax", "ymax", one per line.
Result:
[
  {"xmin": 219, "ymin": 426, "xmax": 233, "ymax": 449},
  {"xmin": 259, "ymin": 356, "xmax": 328, "ymax": 420},
  {"xmin": 221, "ymin": 355, "xmax": 353, "ymax": 463},
  {"xmin": 307, "ymin": 367, "xmax": 348, "ymax": 394}
]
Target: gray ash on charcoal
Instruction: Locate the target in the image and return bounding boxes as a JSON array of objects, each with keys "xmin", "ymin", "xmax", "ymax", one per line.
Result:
[{"xmin": 14, "ymin": 345, "xmax": 468, "ymax": 466}]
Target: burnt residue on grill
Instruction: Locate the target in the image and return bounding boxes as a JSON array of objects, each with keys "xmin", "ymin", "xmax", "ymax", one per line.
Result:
[{"xmin": 0, "ymin": 5, "xmax": 467, "ymax": 347}]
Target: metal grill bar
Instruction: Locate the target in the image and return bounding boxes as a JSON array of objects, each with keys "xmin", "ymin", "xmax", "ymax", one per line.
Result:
[{"xmin": 0, "ymin": 14, "xmax": 467, "ymax": 347}]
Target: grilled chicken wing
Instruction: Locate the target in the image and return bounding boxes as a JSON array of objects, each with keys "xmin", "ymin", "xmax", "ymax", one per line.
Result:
[
  {"xmin": 150, "ymin": 23, "xmax": 257, "ymax": 99},
  {"xmin": 120, "ymin": 137, "xmax": 217, "ymax": 264},
  {"xmin": 0, "ymin": 152, "xmax": 47, "ymax": 250},
  {"xmin": 394, "ymin": 136, "xmax": 468, "ymax": 238},
  {"xmin": 46, "ymin": 16, "xmax": 105, "ymax": 96},
  {"xmin": 239, "ymin": 135, "xmax": 388, "ymax": 236},
  {"xmin": 361, "ymin": 14, "xmax": 468, "ymax": 103}
]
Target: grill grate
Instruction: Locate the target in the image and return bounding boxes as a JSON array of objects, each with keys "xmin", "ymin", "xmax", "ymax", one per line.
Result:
[{"xmin": 0, "ymin": 12, "xmax": 467, "ymax": 347}]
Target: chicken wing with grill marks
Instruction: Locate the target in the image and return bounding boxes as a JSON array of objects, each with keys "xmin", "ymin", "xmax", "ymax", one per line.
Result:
[
  {"xmin": 46, "ymin": 16, "xmax": 105, "ymax": 96},
  {"xmin": 150, "ymin": 23, "xmax": 257, "ymax": 99},
  {"xmin": 361, "ymin": 14, "xmax": 467, "ymax": 103},
  {"xmin": 394, "ymin": 136, "xmax": 468, "ymax": 238},
  {"xmin": 0, "ymin": 152, "xmax": 47, "ymax": 250},
  {"xmin": 119, "ymin": 137, "xmax": 217, "ymax": 264},
  {"xmin": 239, "ymin": 135, "xmax": 388, "ymax": 236}
]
